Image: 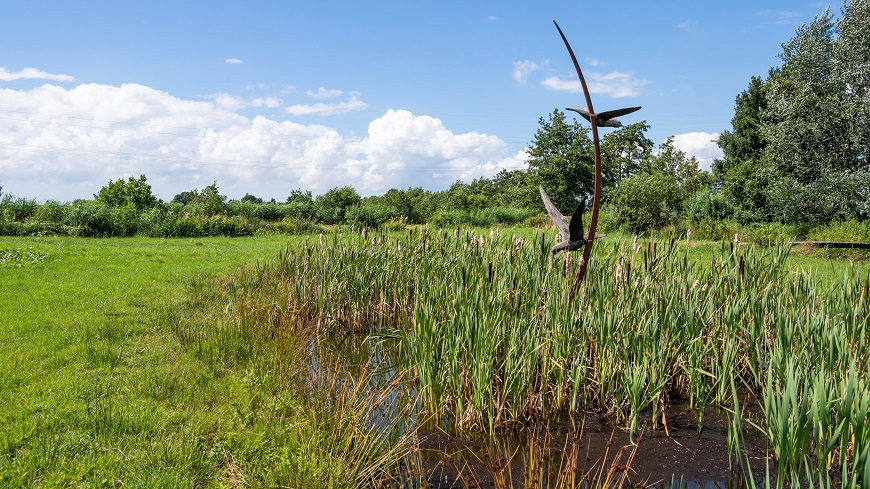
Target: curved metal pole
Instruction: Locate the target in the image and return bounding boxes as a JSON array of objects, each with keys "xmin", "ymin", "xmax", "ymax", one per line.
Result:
[{"xmin": 554, "ymin": 21, "xmax": 601, "ymax": 290}]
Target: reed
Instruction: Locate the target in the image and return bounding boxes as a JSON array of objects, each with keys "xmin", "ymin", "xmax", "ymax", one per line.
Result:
[{"xmin": 225, "ymin": 226, "xmax": 870, "ymax": 486}]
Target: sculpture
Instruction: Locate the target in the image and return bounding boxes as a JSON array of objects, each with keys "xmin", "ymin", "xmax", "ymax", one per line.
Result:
[
  {"xmin": 548, "ymin": 21, "xmax": 641, "ymax": 287},
  {"xmin": 540, "ymin": 186, "xmax": 603, "ymax": 254},
  {"xmin": 566, "ymin": 106, "xmax": 641, "ymax": 128}
]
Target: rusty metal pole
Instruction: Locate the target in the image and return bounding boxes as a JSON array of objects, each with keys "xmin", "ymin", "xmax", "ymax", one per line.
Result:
[{"xmin": 553, "ymin": 21, "xmax": 601, "ymax": 292}]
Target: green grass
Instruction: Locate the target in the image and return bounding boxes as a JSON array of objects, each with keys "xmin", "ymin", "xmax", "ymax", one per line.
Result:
[
  {"xmin": 0, "ymin": 235, "xmax": 297, "ymax": 487},
  {"xmin": 0, "ymin": 234, "xmax": 414, "ymax": 488}
]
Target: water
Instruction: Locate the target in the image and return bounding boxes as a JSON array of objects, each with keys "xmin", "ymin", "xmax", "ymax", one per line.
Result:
[{"xmin": 312, "ymin": 332, "xmax": 770, "ymax": 488}]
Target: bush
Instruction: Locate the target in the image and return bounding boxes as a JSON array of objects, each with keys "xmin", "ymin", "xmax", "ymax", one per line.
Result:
[
  {"xmin": 685, "ymin": 188, "xmax": 733, "ymax": 222},
  {"xmin": 0, "ymin": 196, "xmax": 39, "ymax": 222},
  {"xmin": 429, "ymin": 209, "xmax": 469, "ymax": 228},
  {"xmin": 315, "ymin": 186, "xmax": 361, "ymax": 224},
  {"xmin": 62, "ymin": 201, "xmax": 117, "ymax": 237},
  {"xmin": 345, "ymin": 203, "xmax": 400, "ymax": 228},
  {"xmin": 611, "ymin": 173, "xmax": 684, "ymax": 232},
  {"xmin": 268, "ymin": 216, "xmax": 323, "ymax": 235}
]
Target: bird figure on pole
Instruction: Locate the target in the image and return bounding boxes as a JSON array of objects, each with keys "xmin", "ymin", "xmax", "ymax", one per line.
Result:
[
  {"xmin": 566, "ymin": 106, "xmax": 641, "ymax": 128},
  {"xmin": 540, "ymin": 186, "xmax": 603, "ymax": 254}
]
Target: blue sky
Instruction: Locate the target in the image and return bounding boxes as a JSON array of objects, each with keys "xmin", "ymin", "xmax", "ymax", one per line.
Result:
[{"xmin": 1, "ymin": 1, "xmax": 834, "ymax": 201}]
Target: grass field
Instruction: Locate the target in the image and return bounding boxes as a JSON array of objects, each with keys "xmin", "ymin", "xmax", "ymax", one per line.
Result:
[
  {"xmin": 1, "ymin": 230, "xmax": 867, "ymax": 487},
  {"xmin": 0, "ymin": 235, "xmax": 300, "ymax": 486}
]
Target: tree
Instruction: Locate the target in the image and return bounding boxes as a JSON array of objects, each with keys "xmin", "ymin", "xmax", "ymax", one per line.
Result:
[
  {"xmin": 600, "ymin": 121, "xmax": 654, "ymax": 188},
  {"xmin": 760, "ymin": 0, "xmax": 870, "ymax": 221},
  {"xmin": 314, "ymin": 185, "xmax": 361, "ymax": 224},
  {"xmin": 240, "ymin": 193, "xmax": 264, "ymax": 204},
  {"xmin": 94, "ymin": 174, "xmax": 158, "ymax": 210},
  {"xmin": 178, "ymin": 182, "xmax": 227, "ymax": 217},
  {"xmin": 642, "ymin": 137, "xmax": 711, "ymax": 196},
  {"xmin": 527, "ymin": 109, "xmax": 594, "ymax": 211},
  {"xmin": 714, "ymin": 74, "xmax": 774, "ymax": 181},
  {"xmin": 172, "ymin": 191, "xmax": 196, "ymax": 206},
  {"xmin": 287, "ymin": 189, "xmax": 313, "ymax": 205}
]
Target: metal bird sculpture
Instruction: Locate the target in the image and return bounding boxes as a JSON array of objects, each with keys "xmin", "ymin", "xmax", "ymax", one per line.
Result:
[
  {"xmin": 566, "ymin": 106, "xmax": 641, "ymax": 128},
  {"xmin": 540, "ymin": 186, "xmax": 602, "ymax": 254}
]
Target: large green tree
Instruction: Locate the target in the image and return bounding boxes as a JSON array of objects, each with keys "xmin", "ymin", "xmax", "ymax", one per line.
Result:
[
  {"xmin": 94, "ymin": 174, "xmax": 158, "ymax": 210},
  {"xmin": 716, "ymin": 0, "xmax": 870, "ymax": 223},
  {"xmin": 527, "ymin": 109, "xmax": 594, "ymax": 211},
  {"xmin": 600, "ymin": 121, "xmax": 654, "ymax": 188}
]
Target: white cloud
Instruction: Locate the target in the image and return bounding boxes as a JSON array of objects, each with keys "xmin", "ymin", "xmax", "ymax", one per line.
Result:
[
  {"xmin": 285, "ymin": 93, "xmax": 367, "ymax": 116},
  {"xmin": 251, "ymin": 97, "xmax": 282, "ymax": 108},
  {"xmin": 224, "ymin": 58, "xmax": 244, "ymax": 64},
  {"xmin": 541, "ymin": 70, "xmax": 649, "ymax": 98},
  {"xmin": 0, "ymin": 67, "xmax": 74, "ymax": 82},
  {"xmin": 584, "ymin": 57, "xmax": 603, "ymax": 67},
  {"xmin": 306, "ymin": 87, "xmax": 344, "ymax": 99},
  {"xmin": 0, "ymin": 83, "xmax": 525, "ymax": 200},
  {"xmin": 512, "ymin": 60, "xmax": 547, "ymax": 85},
  {"xmin": 668, "ymin": 132, "xmax": 723, "ymax": 171}
]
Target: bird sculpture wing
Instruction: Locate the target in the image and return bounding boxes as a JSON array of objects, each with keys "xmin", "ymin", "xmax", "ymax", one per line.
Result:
[
  {"xmin": 539, "ymin": 186, "xmax": 570, "ymax": 242},
  {"xmin": 567, "ymin": 197, "xmax": 586, "ymax": 242},
  {"xmin": 597, "ymin": 106, "xmax": 642, "ymax": 121},
  {"xmin": 566, "ymin": 107, "xmax": 592, "ymax": 123}
]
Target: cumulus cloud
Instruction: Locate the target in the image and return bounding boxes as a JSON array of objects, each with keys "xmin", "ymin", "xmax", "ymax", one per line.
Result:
[
  {"xmin": 345, "ymin": 109, "xmax": 527, "ymax": 192},
  {"xmin": 0, "ymin": 67, "xmax": 74, "ymax": 82},
  {"xmin": 541, "ymin": 70, "xmax": 649, "ymax": 98},
  {"xmin": 512, "ymin": 60, "xmax": 547, "ymax": 85},
  {"xmin": 668, "ymin": 132, "xmax": 723, "ymax": 171},
  {"xmin": 0, "ymin": 83, "xmax": 525, "ymax": 200},
  {"xmin": 224, "ymin": 58, "xmax": 244, "ymax": 64}
]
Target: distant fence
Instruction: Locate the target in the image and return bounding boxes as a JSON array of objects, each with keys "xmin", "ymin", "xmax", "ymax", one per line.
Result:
[{"xmin": 790, "ymin": 241, "xmax": 870, "ymax": 249}]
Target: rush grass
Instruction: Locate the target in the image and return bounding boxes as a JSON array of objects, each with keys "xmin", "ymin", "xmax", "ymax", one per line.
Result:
[{"xmin": 227, "ymin": 227, "xmax": 870, "ymax": 486}]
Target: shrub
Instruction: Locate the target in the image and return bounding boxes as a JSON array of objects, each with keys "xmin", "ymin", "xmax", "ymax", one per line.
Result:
[
  {"xmin": 345, "ymin": 203, "xmax": 400, "ymax": 228},
  {"xmin": 685, "ymin": 188, "xmax": 733, "ymax": 222},
  {"xmin": 0, "ymin": 196, "xmax": 39, "ymax": 222},
  {"xmin": 611, "ymin": 173, "xmax": 683, "ymax": 232},
  {"xmin": 429, "ymin": 209, "xmax": 469, "ymax": 228}
]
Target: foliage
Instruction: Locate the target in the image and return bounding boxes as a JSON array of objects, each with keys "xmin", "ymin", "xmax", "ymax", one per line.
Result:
[
  {"xmin": 685, "ymin": 188, "xmax": 734, "ymax": 223},
  {"xmin": 94, "ymin": 174, "xmax": 158, "ymax": 210},
  {"xmin": 0, "ymin": 195, "xmax": 39, "ymax": 222},
  {"xmin": 611, "ymin": 172, "xmax": 684, "ymax": 232},
  {"xmin": 345, "ymin": 202, "xmax": 401, "ymax": 228},
  {"xmin": 186, "ymin": 182, "xmax": 227, "ymax": 217},
  {"xmin": 527, "ymin": 109, "xmax": 594, "ymax": 211},
  {"xmin": 714, "ymin": 74, "xmax": 773, "ymax": 182},
  {"xmin": 717, "ymin": 0, "xmax": 870, "ymax": 224},
  {"xmin": 600, "ymin": 121, "xmax": 654, "ymax": 188},
  {"xmin": 315, "ymin": 185, "xmax": 361, "ymax": 224}
]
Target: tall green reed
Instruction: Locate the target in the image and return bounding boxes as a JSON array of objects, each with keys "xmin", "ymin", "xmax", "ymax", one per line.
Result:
[{"xmin": 224, "ymin": 226, "xmax": 870, "ymax": 485}]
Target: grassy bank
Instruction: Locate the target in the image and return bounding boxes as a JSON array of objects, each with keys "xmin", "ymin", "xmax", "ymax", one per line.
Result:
[{"xmin": 0, "ymin": 235, "xmax": 409, "ymax": 488}]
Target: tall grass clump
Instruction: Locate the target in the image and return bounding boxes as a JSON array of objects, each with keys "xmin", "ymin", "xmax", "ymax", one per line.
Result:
[{"xmin": 220, "ymin": 226, "xmax": 870, "ymax": 486}]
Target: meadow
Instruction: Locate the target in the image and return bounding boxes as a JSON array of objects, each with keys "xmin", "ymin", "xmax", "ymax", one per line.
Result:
[{"xmin": 1, "ymin": 229, "xmax": 868, "ymax": 488}]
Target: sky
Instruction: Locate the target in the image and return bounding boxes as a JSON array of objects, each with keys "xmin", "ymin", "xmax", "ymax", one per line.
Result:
[{"xmin": 0, "ymin": 1, "xmax": 837, "ymax": 202}]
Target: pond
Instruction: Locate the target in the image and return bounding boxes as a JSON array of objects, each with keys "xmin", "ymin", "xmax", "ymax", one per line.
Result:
[{"xmin": 315, "ymin": 332, "xmax": 770, "ymax": 488}]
